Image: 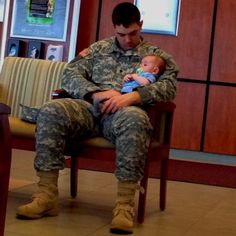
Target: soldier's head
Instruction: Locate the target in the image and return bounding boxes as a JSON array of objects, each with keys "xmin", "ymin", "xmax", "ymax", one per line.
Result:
[{"xmin": 112, "ymin": 2, "xmax": 143, "ymax": 50}]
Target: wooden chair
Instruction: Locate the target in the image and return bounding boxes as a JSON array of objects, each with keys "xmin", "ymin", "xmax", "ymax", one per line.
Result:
[
  {"xmin": 53, "ymin": 89, "xmax": 176, "ymax": 224},
  {"xmin": 0, "ymin": 103, "xmax": 11, "ymax": 236}
]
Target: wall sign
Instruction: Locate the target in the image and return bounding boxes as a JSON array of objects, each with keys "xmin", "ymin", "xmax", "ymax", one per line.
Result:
[
  {"xmin": 27, "ymin": 0, "xmax": 55, "ymax": 25},
  {"xmin": 135, "ymin": 0, "xmax": 181, "ymax": 36},
  {"xmin": 10, "ymin": 0, "xmax": 70, "ymax": 41}
]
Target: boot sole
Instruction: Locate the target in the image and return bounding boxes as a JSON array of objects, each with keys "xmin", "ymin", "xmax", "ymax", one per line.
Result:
[
  {"xmin": 16, "ymin": 208, "xmax": 59, "ymax": 219},
  {"xmin": 110, "ymin": 227, "xmax": 133, "ymax": 235}
]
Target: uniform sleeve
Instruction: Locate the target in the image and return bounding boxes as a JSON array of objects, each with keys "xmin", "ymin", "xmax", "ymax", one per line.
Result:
[
  {"xmin": 61, "ymin": 47, "xmax": 102, "ymax": 99},
  {"xmin": 137, "ymin": 49, "xmax": 179, "ymax": 104}
]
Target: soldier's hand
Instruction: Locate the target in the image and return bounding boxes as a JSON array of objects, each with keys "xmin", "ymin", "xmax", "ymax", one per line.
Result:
[
  {"xmin": 92, "ymin": 90, "xmax": 121, "ymax": 102},
  {"xmin": 101, "ymin": 91, "xmax": 141, "ymax": 114}
]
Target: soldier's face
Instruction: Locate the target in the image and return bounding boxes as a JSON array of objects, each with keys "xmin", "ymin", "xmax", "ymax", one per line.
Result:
[{"xmin": 114, "ymin": 22, "xmax": 143, "ymax": 50}]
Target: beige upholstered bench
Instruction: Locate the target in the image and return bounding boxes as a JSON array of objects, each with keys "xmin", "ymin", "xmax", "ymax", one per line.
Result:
[{"xmin": 0, "ymin": 57, "xmax": 67, "ymax": 149}]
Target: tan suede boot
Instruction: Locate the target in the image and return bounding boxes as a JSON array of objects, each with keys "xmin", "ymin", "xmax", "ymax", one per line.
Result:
[
  {"xmin": 16, "ymin": 170, "xmax": 59, "ymax": 219},
  {"xmin": 110, "ymin": 181, "xmax": 140, "ymax": 234}
]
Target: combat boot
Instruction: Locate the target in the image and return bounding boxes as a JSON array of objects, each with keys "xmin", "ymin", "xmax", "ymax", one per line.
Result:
[
  {"xmin": 110, "ymin": 181, "xmax": 140, "ymax": 234},
  {"xmin": 16, "ymin": 170, "xmax": 59, "ymax": 219}
]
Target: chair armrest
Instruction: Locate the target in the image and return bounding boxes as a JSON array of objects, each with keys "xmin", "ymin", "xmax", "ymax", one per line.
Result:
[
  {"xmin": 145, "ymin": 101, "xmax": 176, "ymax": 146},
  {"xmin": 146, "ymin": 101, "xmax": 176, "ymax": 114},
  {"xmin": 51, "ymin": 89, "xmax": 73, "ymax": 99},
  {"xmin": 0, "ymin": 103, "xmax": 11, "ymax": 115},
  {"xmin": 145, "ymin": 101, "xmax": 175, "ymax": 126}
]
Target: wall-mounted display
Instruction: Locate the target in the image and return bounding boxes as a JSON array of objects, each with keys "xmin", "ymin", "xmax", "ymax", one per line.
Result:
[
  {"xmin": 135, "ymin": 0, "xmax": 181, "ymax": 36},
  {"xmin": 10, "ymin": 0, "xmax": 70, "ymax": 41},
  {"xmin": 27, "ymin": 40, "xmax": 42, "ymax": 59}
]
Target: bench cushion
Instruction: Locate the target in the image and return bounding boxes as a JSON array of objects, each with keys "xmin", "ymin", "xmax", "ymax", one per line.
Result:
[
  {"xmin": 9, "ymin": 116, "xmax": 115, "ymax": 148},
  {"xmin": 9, "ymin": 117, "xmax": 36, "ymax": 138}
]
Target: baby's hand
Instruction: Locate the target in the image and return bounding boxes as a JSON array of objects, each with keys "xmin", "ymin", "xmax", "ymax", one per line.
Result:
[{"xmin": 123, "ymin": 74, "xmax": 134, "ymax": 82}]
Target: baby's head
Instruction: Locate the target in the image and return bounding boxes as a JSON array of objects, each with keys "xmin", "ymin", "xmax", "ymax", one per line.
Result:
[{"xmin": 140, "ymin": 55, "xmax": 166, "ymax": 75}]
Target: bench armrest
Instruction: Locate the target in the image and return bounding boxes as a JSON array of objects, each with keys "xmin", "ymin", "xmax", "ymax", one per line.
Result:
[
  {"xmin": 52, "ymin": 89, "xmax": 73, "ymax": 99},
  {"xmin": 0, "ymin": 103, "xmax": 11, "ymax": 115}
]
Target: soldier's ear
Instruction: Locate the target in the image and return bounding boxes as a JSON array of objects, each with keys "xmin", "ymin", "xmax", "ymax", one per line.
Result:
[{"xmin": 138, "ymin": 20, "xmax": 143, "ymax": 30}]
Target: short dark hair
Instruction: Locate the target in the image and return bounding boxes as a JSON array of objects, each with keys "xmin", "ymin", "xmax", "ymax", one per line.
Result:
[{"xmin": 112, "ymin": 2, "xmax": 140, "ymax": 28}]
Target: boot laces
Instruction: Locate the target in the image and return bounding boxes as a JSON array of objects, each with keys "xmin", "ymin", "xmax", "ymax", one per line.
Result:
[
  {"xmin": 32, "ymin": 191, "xmax": 51, "ymax": 201},
  {"xmin": 113, "ymin": 202, "xmax": 135, "ymax": 218}
]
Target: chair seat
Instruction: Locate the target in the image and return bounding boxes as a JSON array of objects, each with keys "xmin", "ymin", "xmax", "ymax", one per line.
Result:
[{"xmin": 80, "ymin": 137, "xmax": 115, "ymax": 148}]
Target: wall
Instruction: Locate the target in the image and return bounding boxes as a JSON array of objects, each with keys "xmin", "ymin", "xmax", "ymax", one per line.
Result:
[{"xmin": 203, "ymin": 0, "xmax": 236, "ymax": 154}]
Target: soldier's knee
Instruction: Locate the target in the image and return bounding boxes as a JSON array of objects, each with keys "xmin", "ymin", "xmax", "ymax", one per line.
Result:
[
  {"xmin": 37, "ymin": 100, "xmax": 69, "ymax": 125},
  {"xmin": 121, "ymin": 107, "xmax": 151, "ymax": 130},
  {"xmin": 40, "ymin": 100, "xmax": 61, "ymax": 115}
]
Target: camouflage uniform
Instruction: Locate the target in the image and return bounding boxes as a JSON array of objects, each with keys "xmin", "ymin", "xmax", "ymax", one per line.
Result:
[{"xmin": 35, "ymin": 37, "xmax": 179, "ymax": 182}]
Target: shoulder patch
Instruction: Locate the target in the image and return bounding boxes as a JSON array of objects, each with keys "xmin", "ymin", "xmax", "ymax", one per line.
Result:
[{"xmin": 79, "ymin": 48, "xmax": 90, "ymax": 57}]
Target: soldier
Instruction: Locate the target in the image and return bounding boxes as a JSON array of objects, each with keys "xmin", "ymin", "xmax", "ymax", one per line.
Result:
[{"xmin": 16, "ymin": 2, "xmax": 179, "ymax": 234}]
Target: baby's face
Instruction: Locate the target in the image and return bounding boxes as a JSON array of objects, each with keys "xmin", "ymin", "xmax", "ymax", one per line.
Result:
[{"xmin": 140, "ymin": 56, "xmax": 159, "ymax": 74}]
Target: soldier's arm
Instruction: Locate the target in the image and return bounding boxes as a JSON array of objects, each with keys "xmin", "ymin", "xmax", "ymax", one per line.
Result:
[{"xmin": 61, "ymin": 48, "xmax": 102, "ymax": 99}]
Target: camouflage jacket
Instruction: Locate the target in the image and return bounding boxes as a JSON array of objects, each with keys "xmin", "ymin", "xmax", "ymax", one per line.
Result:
[{"xmin": 61, "ymin": 37, "xmax": 179, "ymax": 105}]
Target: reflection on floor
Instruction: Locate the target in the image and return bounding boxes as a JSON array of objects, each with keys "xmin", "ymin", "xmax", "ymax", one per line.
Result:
[{"xmin": 4, "ymin": 149, "xmax": 236, "ymax": 236}]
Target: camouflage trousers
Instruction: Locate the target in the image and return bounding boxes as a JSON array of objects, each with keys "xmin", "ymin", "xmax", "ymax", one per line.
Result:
[{"xmin": 35, "ymin": 98, "xmax": 152, "ymax": 182}]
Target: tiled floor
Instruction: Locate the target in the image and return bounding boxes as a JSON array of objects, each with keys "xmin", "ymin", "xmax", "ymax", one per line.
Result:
[{"xmin": 4, "ymin": 149, "xmax": 236, "ymax": 236}]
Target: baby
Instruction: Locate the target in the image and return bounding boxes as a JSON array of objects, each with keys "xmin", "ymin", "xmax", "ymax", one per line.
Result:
[{"xmin": 121, "ymin": 55, "xmax": 166, "ymax": 93}]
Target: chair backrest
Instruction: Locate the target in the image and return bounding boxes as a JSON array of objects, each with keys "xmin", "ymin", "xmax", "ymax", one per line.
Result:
[{"xmin": 0, "ymin": 57, "xmax": 67, "ymax": 118}]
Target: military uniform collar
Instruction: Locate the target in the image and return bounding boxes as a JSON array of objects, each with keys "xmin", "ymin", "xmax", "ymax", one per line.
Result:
[{"xmin": 106, "ymin": 37, "xmax": 144, "ymax": 56}]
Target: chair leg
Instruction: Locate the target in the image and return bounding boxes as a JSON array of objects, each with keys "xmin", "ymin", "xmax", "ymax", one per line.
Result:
[
  {"xmin": 159, "ymin": 158, "xmax": 169, "ymax": 211},
  {"xmin": 137, "ymin": 162, "xmax": 149, "ymax": 224},
  {"xmin": 137, "ymin": 176, "xmax": 148, "ymax": 224},
  {"xmin": 70, "ymin": 156, "xmax": 79, "ymax": 198}
]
